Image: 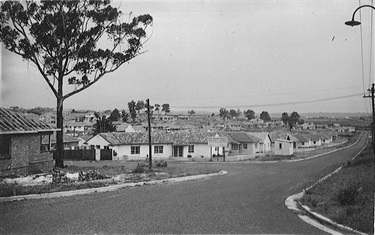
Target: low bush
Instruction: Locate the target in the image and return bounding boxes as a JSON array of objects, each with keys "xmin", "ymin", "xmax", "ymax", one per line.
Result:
[
  {"xmin": 337, "ymin": 185, "xmax": 358, "ymax": 206},
  {"xmin": 133, "ymin": 164, "xmax": 146, "ymax": 174},
  {"xmin": 155, "ymin": 161, "xmax": 167, "ymax": 168}
]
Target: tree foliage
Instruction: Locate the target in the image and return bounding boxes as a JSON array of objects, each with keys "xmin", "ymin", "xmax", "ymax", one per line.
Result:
[
  {"xmin": 0, "ymin": 1, "xmax": 152, "ymax": 167},
  {"xmin": 162, "ymin": 103, "xmax": 170, "ymax": 113},
  {"xmin": 281, "ymin": 111, "xmax": 300, "ymax": 130},
  {"xmin": 135, "ymin": 100, "xmax": 145, "ymax": 113},
  {"xmin": 229, "ymin": 109, "xmax": 237, "ymax": 119},
  {"xmin": 109, "ymin": 108, "xmax": 121, "ymax": 121},
  {"xmin": 154, "ymin": 104, "xmax": 160, "ymax": 113},
  {"xmin": 0, "ymin": 1, "xmax": 153, "ymax": 100},
  {"xmin": 128, "ymin": 100, "xmax": 137, "ymax": 122},
  {"xmin": 260, "ymin": 111, "xmax": 271, "ymax": 122},
  {"xmin": 219, "ymin": 108, "xmax": 229, "ymax": 121},
  {"xmin": 244, "ymin": 109, "xmax": 255, "ymax": 120},
  {"xmin": 121, "ymin": 109, "xmax": 129, "ymax": 122},
  {"xmin": 281, "ymin": 112, "xmax": 289, "ymax": 125},
  {"xmin": 93, "ymin": 115, "xmax": 116, "ymax": 134}
]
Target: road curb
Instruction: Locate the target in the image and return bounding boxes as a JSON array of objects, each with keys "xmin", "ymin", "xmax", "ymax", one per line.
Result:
[
  {"xmin": 285, "ymin": 133, "xmax": 369, "ymax": 235},
  {"xmin": 0, "ymin": 171, "xmax": 228, "ymax": 203}
]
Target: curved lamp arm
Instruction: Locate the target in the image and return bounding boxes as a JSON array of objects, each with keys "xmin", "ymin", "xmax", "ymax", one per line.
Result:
[{"xmin": 346, "ymin": 5, "xmax": 375, "ymax": 26}]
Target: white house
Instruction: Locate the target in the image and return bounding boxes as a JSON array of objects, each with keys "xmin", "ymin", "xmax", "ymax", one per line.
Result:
[
  {"xmin": 217, "ymin": 132, "xmax": 261, "ymax": 156},
  {"xmin": 301, "ymin": 122, "xmax": 315, "ymax": 130},
  {"xmin": 274, "ymin": 139, "xmax": 293, "ymax": 156},
  {"xmin": 64, "ymin": 121, "xmax": 94, "ymax": 136},
  {"xmin": 85, "ymin": 131, "xmax": 214, "ymax": 161},
  {"xmin": 246, "ymin": 132, "xmax": 272, "ymax": 153}
]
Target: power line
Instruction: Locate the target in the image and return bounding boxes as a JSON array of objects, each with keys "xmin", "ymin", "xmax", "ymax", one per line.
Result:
[{"xmin": 171, "ymin": 93, "xmax": 364, "ymax": 109}]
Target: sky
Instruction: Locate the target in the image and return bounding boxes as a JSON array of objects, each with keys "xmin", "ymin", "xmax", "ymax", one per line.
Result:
[{"xmin": 1, "ymin": 0, "xmax": 375, "ymax": 115}]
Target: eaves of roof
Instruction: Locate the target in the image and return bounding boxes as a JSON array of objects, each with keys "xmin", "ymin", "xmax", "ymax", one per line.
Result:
[{"xmin": 0, "ymin": 108, "xmax": 59, "ymax": 134}]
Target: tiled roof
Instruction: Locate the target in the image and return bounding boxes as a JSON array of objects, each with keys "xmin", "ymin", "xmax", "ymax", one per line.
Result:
[
  {"xmin": 291, "ymin": 134, "xmax": 310, "ymax": 142},
  {"xmin": 217, "ymin": 132, "xmax": 239, "ymax": 144},
  {"xmin": 0, "ymin": 108, "xmax": 57, "ymax": 134},
  {"xmin": 225, "ymin": 132, "xmax": 260, "ymax": 143},
  {"xmin": 97, "ymin": 131, "xmax": 215, "ymax": 146},
  {"xmin": 247, "ymin": 132, "xmax": 269, "ymax": 142}
]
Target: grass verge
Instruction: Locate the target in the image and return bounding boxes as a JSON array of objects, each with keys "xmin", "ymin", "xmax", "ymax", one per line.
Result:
[
  {"xmin": 299, "ymin": 144, "xmax": 374, "ymax": 234},
  {"xmin": 0, "ymin": 161, "xmax": 221, "ymax": 197}
]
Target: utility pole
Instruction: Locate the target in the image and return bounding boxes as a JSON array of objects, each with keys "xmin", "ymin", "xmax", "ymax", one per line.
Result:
[
  {"xmin": 363, "ymin": 83, "xmax": 375, "ymax": 154},
  {"xmin": 146, "ymin": 98, "xmax": 152, "ymax": 169}
]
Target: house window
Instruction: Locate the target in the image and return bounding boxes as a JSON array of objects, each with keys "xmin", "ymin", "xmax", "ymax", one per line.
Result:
[
  {"xmin": 131, "ymin": 146, "xmax": 140, "ymax": 155},
  {"xmin": 188, "ymin": 145, "xmax": 194, "ymax": 153},
  {"xmin": 0, "ymin": 135, "xmax": 11, "ymax": 159},
  {"xmin": 104, "ymin": 146, "xmax": 109, "ymax": 150},
  {"xmin": 154, "ymin": 146, "xmax": 163, "ymax": 154},
  {"xmin": 255, "ymin": 143, "xmax": 258, "ymax": 148},
  {"xmin": 243, "ymin": 143, "xmax": 247, "ymax": 149},
  {"xmin": 40, "ymin": 134, "xmax": 51, "ymax": 152},
  {"xmin": 231, "ymin": 143, "xmax": 239, "ymax": 150},
  {"xmin": 279, "ymin": 143, "xmax": 282, "ymax": 149}
]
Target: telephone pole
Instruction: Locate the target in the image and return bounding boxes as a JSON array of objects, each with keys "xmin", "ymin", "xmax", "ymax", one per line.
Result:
[
  {"xmin": 146, "ymin": 98, "xmax": 152, "ymax": 169},
  {"xmin": 363, "ymin": 83, "xmax": 375, "ymax": 154}
]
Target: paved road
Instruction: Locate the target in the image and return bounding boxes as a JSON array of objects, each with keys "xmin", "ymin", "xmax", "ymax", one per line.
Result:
[{"xmin": 0, "ymin": 133, "xmax": 369, "ymax": 234}]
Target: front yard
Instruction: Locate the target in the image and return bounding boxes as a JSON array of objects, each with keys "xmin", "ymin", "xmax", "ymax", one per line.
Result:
[{"xmin": 0, "ymin": 161, "xmax": 221, "ymax": 198}]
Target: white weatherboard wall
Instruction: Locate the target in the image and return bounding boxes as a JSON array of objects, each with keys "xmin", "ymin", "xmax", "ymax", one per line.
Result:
[
  {"xmin": 186, "ymin": 144, "xmax": 210, "ymax": 159},
  {"xmin": 274, "ymin": 139, "xmax": 293, "ymax": 156},
  {"xmin": 86, "ymin": 135, "xmax": 110, "ymax": 149},
  {"xmin": 115, "ymin": 144, "xmax": 173, "ymax": 160}
]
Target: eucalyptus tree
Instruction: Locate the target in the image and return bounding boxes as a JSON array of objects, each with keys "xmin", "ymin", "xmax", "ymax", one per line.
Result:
[
  {"xmin": 0, "ymin": 1, "xmax": 152, "ymax": 167},
  {"xmin": 260, "ymin": 111, "xmax": 271, "ymax": 122}
]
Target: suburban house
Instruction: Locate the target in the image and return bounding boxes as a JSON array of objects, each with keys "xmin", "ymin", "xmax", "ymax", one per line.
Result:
[
  {"xmin": 301, "ymin": 122, "xmax": 315, "ymax": 130},
  {"xmin": 247, "ymin": 132, "xmax": 272, "ymax": 153},
  {"xmin": 291, "ymin": 134, "xmax": 313, "ymax": 148},
  {"xmin": 225, "ymin": 121, "xmax": 243, "ymax": 132},
  {"xmin": 217, "ymin": 132, "xmax": 261, "ymax": 156},
  {"xmin": 64, "ymin": 121, "xmax": 94, "ymax": 136},
  {"xmin": 0, "ymin": 108, "xmax": 58, "ymax": 176},
  {"xmin": 315, "ymin": 133, "xmax": 332, "ymax": 144},
  {"xmin": 39, "ymin": 112, "xmax": 57, "ymax": 125},
  {"xmin": 286, "ymin": 134, "xmax": 300, "ymax": 149},
  {"xmin": 85, "ymin": 131, "xmax": 215, "ymax": 160},
  {"xmin": 274, "ymin": 139, "xmax": 293, "ymax": 156}
]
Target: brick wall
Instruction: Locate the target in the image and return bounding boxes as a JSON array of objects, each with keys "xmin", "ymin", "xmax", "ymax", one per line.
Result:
[{"xmin": 0, "ymin": 133, "xmax": 53, "ymax": 177}]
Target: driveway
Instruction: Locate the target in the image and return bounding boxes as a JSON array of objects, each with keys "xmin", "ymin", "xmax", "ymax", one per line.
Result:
[{"xmin": 0, "ymin": 133, "xmax": 368, "ymax": 234}]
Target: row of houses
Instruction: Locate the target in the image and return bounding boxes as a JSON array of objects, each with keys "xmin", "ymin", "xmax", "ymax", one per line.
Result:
[
  {"xmin": 0, "ymin": 107, "xmax": 347, "ymax": 176},
  {"xmin": 84, "ymin": 130, "xmax": 274, "ymax": 161}
]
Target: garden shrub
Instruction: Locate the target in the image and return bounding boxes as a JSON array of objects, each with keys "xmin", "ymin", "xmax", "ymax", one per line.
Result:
[
  {"xmin": 133, "ymin": 164, "xmax": 145, "ymax": 174},
  {"xmin": 156, "ymin": 161, "xmax": 167, "ymax": 168},
  {"xmin": 337, "ymin": 185, "xmax": 357, "ymax": 206}
]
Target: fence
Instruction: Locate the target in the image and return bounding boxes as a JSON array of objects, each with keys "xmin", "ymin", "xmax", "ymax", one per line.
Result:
[
  {"xmin": 53, "ymin": 149, "xmax": 95, "ymax": 161},
  {"xmin": 100, "ymin": 149, "xmax": 113, "ymax": 160},
  {"xmin": 53, "ymin": 149, "xmax": 113, "ymax": 161}
]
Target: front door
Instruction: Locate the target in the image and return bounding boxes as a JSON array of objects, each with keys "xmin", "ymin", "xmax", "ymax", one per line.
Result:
[{"xmin": 173, "ymin": 146, "xmax": 183, "ymax": 157}]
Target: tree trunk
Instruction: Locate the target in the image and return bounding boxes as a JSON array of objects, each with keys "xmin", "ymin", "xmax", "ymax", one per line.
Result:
[{"xmin": 55, "ymin": 97, "xmax": 65, "ymax": 168}]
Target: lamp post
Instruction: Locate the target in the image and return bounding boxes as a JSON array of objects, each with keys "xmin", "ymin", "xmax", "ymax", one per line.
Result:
[{"xmin": 346, "ymin": 5, "xmax": 375, "ymax": 155}]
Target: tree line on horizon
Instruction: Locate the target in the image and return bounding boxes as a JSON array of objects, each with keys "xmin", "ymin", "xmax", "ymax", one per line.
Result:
[{"xmin": 218, "ymin": 108, "xmax": 302, "ymax": 130}]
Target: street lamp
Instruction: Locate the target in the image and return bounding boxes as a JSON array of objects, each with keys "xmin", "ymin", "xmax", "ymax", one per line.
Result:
[
  {"xmin": 345, "ymin": 5, "xmax": 375, "ymax": 26},
  {"xmin": 346, "ymin": 5, "xmax": 375, "ymax": 155}
]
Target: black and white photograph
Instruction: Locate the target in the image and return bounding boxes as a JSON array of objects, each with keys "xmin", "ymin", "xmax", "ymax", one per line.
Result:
[{"xmin": 0, "ymin": 0, "xmax": 374, "ymax": 234}]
